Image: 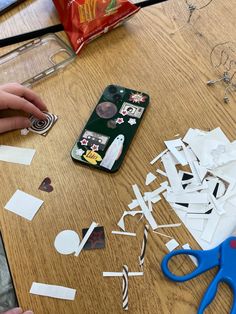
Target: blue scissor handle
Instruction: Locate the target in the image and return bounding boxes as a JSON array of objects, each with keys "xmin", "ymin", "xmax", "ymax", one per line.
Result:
[{"xmin": 161, "ymin": 247, "xmax": 219, "ymax": 282}]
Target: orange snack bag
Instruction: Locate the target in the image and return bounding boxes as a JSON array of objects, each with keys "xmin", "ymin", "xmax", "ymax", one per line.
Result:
[{"xmin": 53, "ymin": 0, "xmax": 140, "ymax": 53}]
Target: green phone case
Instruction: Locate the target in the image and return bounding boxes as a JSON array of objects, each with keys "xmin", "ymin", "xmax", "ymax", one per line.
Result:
[{"xmin": 71, "ymin": 84, "xmax": 150, "ymax": 172}]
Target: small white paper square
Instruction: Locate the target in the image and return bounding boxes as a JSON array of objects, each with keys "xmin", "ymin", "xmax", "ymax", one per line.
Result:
[{"xmin": 5, "ymin": 190, "xmax": 44, "ymax": 221}]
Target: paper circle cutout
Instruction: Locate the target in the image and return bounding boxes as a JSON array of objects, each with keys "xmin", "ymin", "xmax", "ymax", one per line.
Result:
[{"xmin": 54, "ymin": 230, "xmax": 80, "ymax": 255}]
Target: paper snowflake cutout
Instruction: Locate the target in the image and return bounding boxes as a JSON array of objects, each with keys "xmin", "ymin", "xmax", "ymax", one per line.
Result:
[
  {"xmin": 80, "ymin": 139, "xmax": 88, "ymax": 146},
  {"xmin": 116, "ymin": 117, "xmax": 124, "ymax": 124},
  {"xmin": 91, "ymin": 144, "xmax": 99, "ymax": 151},
  {"xmin": 129, "ymin": 92, "xmax": 147, "ymax": 103},
  {"xmin": 75, "ymin": 148, "xmax": 85, "ymax": 156},
  {"xmin": 128, "ymin": 118, "xmax": 136, "ymax": 126}
]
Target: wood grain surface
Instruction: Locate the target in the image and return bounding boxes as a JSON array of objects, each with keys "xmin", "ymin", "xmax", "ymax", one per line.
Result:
[
  {"xmin": 0, "ymin": 0, "xmax": 236, "ymax": 313},
  {"xmin": 0, "ymin": 0, "xmax": 59, "ymax": 40}
]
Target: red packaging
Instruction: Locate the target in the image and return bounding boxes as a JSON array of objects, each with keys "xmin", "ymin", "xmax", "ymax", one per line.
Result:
[{"xmin": 53, "ymin": 0, "xmax": 140, "ymax": 53}]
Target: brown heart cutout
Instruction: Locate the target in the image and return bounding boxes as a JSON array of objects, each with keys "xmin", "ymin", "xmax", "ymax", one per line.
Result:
[{"xmin": 39, "ymin": 177, "xmax": 53, "ymax": 192}]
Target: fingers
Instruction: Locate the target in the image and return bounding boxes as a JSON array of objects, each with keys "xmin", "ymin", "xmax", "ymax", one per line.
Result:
[
  {"xmin": 0, "ymin": 117, "xmax": 31, "ymax": 134},
  {"xmin": 3, "ymin": 308, "xmax": 23, "ymax": 314},
  {"xmin": 0, "ymin": 83, "xmax": 47, "ymax": 112},
  {"xmin": 0, "ymin": 91, "xmax": 47, "ymax": 120},
  {"xmin": 2, "ymin": 308, "xmax": 34, "ymax": 314}
]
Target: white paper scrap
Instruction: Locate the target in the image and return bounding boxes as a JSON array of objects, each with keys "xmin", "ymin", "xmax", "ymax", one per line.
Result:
[
  {"xmin": 156, "ymin": 169, "xmax": 167, "ymax": 177},
  {"xmin": 201, "ymin": 211, "xmax": 220, "ymax": 243},
  {"xmin": 132, "ymin": 184, "xmax": 158, "ymax": 230},
  {"xmin": 182, "ymin": 244, "xmax": 198, "ymax": 266},
  {"xmin": 54, "ymin": 230, "xmax": 80, "ymax": 255},
  {"xmin": 145, "ymin": 172, "xmax": 157, "ymax": 185},
  {"xmin": 30, "ymin": 282, "xmax": 76, "ymax": 300},
  {"xmin": 150, "ymin": 149, "xmax": 168, "ymax": 164},
  {"xmin": 164, "ymin": 139, "xmax": 187, "ymax": 166},
  {"xmin": 112, "ymin": 231, "xmax": 136, "ymax": 237},
  {"xmin": 74, "ymin": 222, "xmax": 98, "ymax": 256},
  {"xmin": 103, "ymin": 272, "xmax": 143, "ymax": 277},
  {"xmin": 4, "ymin": 190, "xmax": 43, "ymax": 221},
  {"xmin": 162, "ymin": 153, "xmax": 183, "ymax": 193},
  {"xmin": 166, "ymin": 192, "xmax": 208, "ymax": 204},
  {"xmin": 0, "ymin": 145, "xmax": 35, "ymax": 165},
  {"xmin": 117, "ymin": 211, "xmax": 143, "ymax": 230},
  {"xmin": 156, "ymin": 223, "xmax": 181, "ymax": 229},
  {"xmin": 165, "ymin": 239, "xmax": 179, "ymax": 252}
]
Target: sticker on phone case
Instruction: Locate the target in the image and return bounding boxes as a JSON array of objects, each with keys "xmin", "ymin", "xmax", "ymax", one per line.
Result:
[
  {"xmin": 107, "ymin": 120, "xmax": 117, "ymax": 129},
  {"xmin": 129, "ymin": 92, "xmax": 148, "ymax": 103},
  {"xmin": 75, "ymin": 148, "xmax": 85, "ymax": 156},
  {"xmin": 83, "ymin": 150, "xmax": 102, "ymax": 165},
  {"xmin": 96, "ymin": 102, "xmax": 118, "ymax": 119},
  {"xmin": 128, "ymin": 118, "xmax": 136, "ymax": 126},
  {"xmin": 80, "ymin": 130, "xmax": 110, "ymax": 151},
  {"xmin": 119, "ymin": 103, "xmax": 144, "ymax": 119},
  {"xmin": 116, "ymin": 117, "xmax": 124, "ymax": 124},
  {"xmin": 100, "ymin": 134, "xmax": 125, "ymax": 170}
]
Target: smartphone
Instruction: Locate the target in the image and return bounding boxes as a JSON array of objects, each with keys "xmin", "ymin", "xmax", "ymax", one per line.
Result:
[
  {"xmin": 0, "ymin": 233, "xmax": 18, "ymax": 312},
  {"xmin": 0, "ymin": 0, "xmax": 25, "ymax": 16},
  {"xmin": 71, "ymin": 84, "xmax": 150, "ymax": 172}
]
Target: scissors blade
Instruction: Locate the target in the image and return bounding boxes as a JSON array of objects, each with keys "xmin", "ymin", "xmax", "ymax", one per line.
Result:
[{"xmin": 198, "ymin": 270, "xmax": 223, "ymax": 314}]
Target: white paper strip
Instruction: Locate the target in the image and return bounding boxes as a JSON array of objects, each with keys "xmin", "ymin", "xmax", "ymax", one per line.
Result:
[
  {"xmin": 103, "ymin": 272, "xmax": 143, "ymax": 277},
  {"xmin": 166, "ymin": 192, "xmax": 208, "ymax": 204},
  {"xmin": 201, "ymin": 211, "xmax": 220, "ymax": 242},
  {"xmin": 30, "ymin": 282, "xmax": 76, "ymax": 300},
  {"xmin": 132, "ymin": 184, "xmax": 158, "ymax": 230},
  {"xmin": 165, "ymin": 239, "xmax": 179, "ymax": 252},
  {"xmin": 153, "ymin": 231, "xmax": 173, "ymax": 239},
  {"xmin": 164, "ymin": 139, "xmax": 187, "ymax": 166},
  {"xmin": 112, "ymin": 231, "xmax": 136, "ymax": 237},
  {"xmin": 162, "ymin": 153, "xmax": 183, "ymax": 192},
  {"xmin": 74, "ymin": 222, "xmax": 98, "ymax": 256},
  {"xmin": 0, "ymin": 145, "xmax": 36, "ymax": 165},
  {"xmin": 156, "ymin": 223, "xmax": 181, "ymax": 229},
  {"xmin": 150, "ymin": 149, "xmax": 168, "ymax": 164},
  {"xmin": 156, "ymin": 169, "xmax": 167, "ymax": 177},
  {"xmin": 4, "ymin": 190, "xmax": 43, "ymax": 221}
]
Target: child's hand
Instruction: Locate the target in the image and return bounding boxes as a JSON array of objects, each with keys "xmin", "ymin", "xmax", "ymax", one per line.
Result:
[
  {"xmin": 0, "ymin": 83, "xmax": 47, "ymax": 133},
  {"xmin": 2, "ymin": 307, "xmax": 34, "ymax": 314}
]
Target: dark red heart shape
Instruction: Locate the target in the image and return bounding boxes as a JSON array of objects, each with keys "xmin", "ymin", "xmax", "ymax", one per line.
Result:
[{"xmin": 39, "ymin": 177, "xmax": 53, "ymax": 192}]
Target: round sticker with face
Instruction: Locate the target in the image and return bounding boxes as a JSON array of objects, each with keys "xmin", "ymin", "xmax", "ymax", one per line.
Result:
[{"xmin": 96, "ymin": 102, "xmax": 118, "ymax": 119}]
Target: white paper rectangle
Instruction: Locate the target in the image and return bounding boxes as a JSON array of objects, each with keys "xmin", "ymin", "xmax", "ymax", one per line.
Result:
[
  {"xmin": 74, "ymin": 222, "xmax": 98, "ymax": 256},
  {"xmin": 0, "ymin": 145, "xmax": 35, "ymax": 165},
  {"xmin": 132, "ymin": 184, "xmax": 158, "ymax": 230},
  {"xmin": 162, "ymin": 153, "xmax": 183, "ymax": 193},
  {"xmin": 166, "ymin": 192, "xmax": 208, "ymax": 204},
  {"xmin": 4, "ymin": 190, "xmax": 43, "ymax": 221},
  {"xmin": 112, "ymin": 231, "xmax": 136, "ymax": 237},
  {"xmin": 103, "ymin": 272, "xmax": 143, "ymax": 277},
  {"xmin": 150, "ymin": 149, "xmax": 168, "ymax": 164},
  {"xmin": 156, "ymin": 169, "xmax": 167, "ymax": 177},
  {"xmin": 165, "ymin": 239, "xmax": 179, "ymax": 251},
  {"xmin": 30, "ymin": 282, "xmax": 76, "ymax": 300}
]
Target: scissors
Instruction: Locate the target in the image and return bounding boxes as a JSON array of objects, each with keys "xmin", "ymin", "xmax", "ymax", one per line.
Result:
[{"xmin": 161, "ymin": 237, "xmax": 236, "ymax": 314}]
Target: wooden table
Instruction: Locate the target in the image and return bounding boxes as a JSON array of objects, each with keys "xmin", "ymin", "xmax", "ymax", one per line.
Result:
[{"xmin": 0, "ymin": 0, "xmax": 236, "ymax": 313}]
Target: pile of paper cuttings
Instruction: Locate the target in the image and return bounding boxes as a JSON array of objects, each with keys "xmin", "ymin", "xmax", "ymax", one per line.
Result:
[{"xmin": 117, "ymin": 127, "xmax": 236, "ymax": 250}]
